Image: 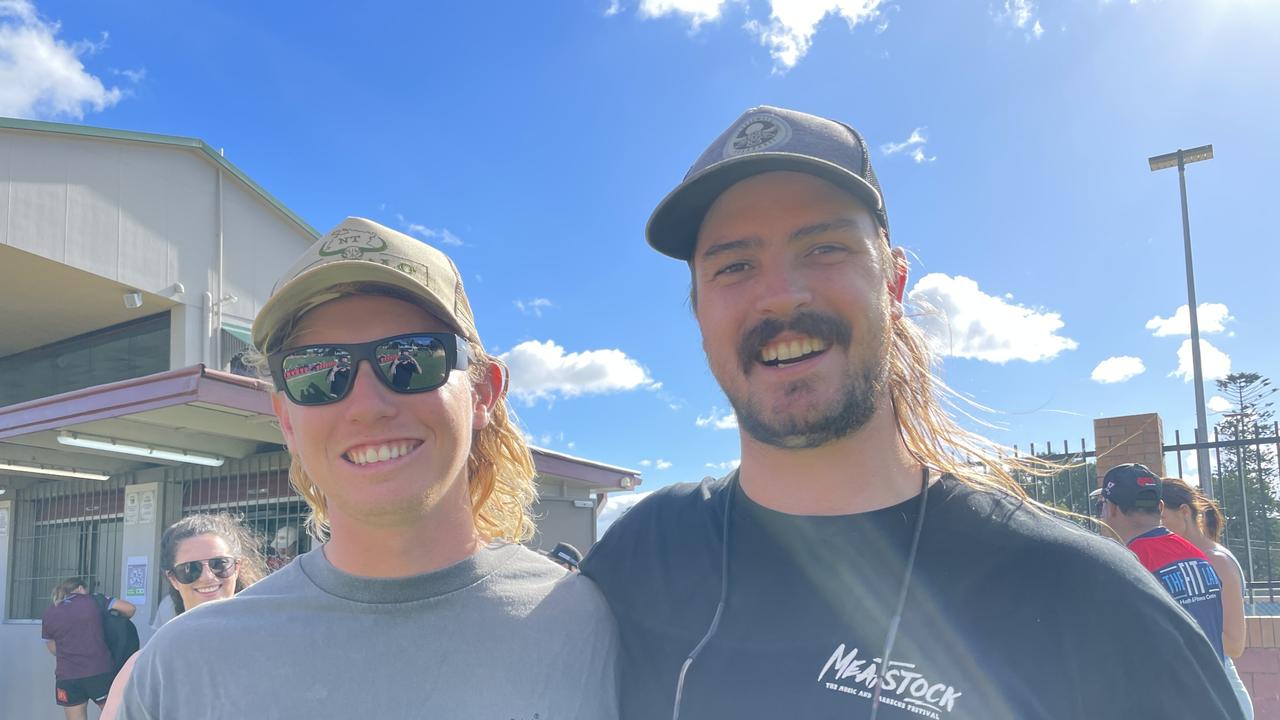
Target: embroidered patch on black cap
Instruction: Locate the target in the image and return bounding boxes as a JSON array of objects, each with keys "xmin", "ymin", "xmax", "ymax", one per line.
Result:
[{"xmin": 723, "ymin": 113, "xmax": 792, "ymax": 158}]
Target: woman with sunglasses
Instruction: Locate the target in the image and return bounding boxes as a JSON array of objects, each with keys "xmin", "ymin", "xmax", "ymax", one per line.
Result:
[
  {"xmin": 1161, "ymin": 477, "xmax": 1254, "ymax": 719},
  {"xmin": 101, "ymin": 514, "xmax": 267, "ymax": 719},
  {"xmin": 114, "ymin": 217, "xmax": 617, "ymax": 720}
]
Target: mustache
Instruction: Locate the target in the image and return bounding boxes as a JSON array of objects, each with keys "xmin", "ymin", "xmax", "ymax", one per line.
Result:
[{"xmin": 737, "ymin": 311, "xmax": 853, "ymax": 374}]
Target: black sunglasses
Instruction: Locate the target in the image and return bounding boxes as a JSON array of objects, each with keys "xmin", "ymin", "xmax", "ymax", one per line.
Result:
[
  {"xmin": 169, "ymin": 556, "xmax": 238, "ymax": 584},
  {"xmin": 267, "ymin": 333, "xmax": 470, "ymax": 406}
]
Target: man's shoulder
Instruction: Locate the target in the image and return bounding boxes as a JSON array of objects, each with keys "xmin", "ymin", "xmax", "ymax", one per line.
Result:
[
  {"xmin": 581, "ymin": 476, "xmax": 729, "ymax": 595},
  {"xmin": 929, "ymin": 478, "xmax": 1150, "ymax": 584}
]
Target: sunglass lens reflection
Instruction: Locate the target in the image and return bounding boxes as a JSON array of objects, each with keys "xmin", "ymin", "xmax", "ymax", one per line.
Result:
[
  {"xmin": 171, "ymin": 557, "xmax": 236, "ymax": 584},
  {"xmin": 375, "ymin": 337, "xmax": 447, "ymax": 392},
  {"xmin": 280, "ymin": 348, "xmax": 354, "ymax": 404}
]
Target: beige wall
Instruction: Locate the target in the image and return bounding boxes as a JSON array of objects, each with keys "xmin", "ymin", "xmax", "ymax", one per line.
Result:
[{"xmin": 0, "ymin": 127, "xmax": 314, "ymax": 368}]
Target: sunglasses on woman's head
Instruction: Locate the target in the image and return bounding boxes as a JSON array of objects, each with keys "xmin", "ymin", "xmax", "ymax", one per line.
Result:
[
  {"xmin": 267, "ymin": 332, "xmax": 470, "ymax": 406},
  {"xmin": 169, "ymin": 557, "xmax": 238, "ymax": 584}
]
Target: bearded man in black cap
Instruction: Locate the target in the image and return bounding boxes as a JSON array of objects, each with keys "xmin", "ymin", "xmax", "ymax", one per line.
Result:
[{"xmin": 582, "ymin": 106, "xmax": 1241, "ymax": 720}]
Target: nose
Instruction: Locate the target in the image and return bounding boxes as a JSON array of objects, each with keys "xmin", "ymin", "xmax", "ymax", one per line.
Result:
[
  {"xmin": 344, "ymin": 360, "xmax": 399, "ymax": 424},
  {"xmin": 754, "ymin": 260, "xmax": 813, "ymax": 317},
  {"xmin": 197, "ymin": 561, "xmax": 217, "ymax": 583}
]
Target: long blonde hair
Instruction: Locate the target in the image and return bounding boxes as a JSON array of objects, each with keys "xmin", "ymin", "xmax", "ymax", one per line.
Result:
[
  {"xmin": 878, "ymin": 243, "xmax": 1065, "ymax": 503},
  {"xmin": 257, "ymin": 284, "xmax": 537, "ymax": 543}
]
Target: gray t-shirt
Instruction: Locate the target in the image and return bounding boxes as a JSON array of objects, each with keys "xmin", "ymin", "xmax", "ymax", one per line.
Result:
[{"xmin": 119, "ymin": 543, "xmax": 618, "ymax": 719}]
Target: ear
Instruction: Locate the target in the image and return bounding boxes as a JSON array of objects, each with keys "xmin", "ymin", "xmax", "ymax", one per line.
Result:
[
  {"xmin": 887, "ymin": 246, "xmax": 908, "ymax": 318},
  {"xmin": 165, "ymin": 572, "xmax": 180, "ymax": 593},
  {"xmin": 472, "ymin": 360, "xmax": 506, "ymax": 431},
  {"xmin": 270, "ymin": 393, "xmax": 296, "ymax": 451}
]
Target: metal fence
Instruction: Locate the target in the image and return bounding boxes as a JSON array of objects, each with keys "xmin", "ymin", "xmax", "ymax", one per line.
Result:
[{"xmin": 1011, "ymin": 425, "xmax": 1280, "ymax": 608}]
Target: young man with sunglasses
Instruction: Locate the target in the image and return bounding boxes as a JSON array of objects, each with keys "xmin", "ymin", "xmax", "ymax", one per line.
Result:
[
  {"xmin": 581, "ymin": 106, "xmax": 1241, "ymax": 719},
  {"xmin": 117, "ymin": 217, "xmax": 618, "ymax": 719}
]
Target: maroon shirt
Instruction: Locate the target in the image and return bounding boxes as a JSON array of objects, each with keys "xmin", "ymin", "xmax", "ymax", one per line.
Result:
[{"xmin": 40, "ymin": 592, "xmax": 113, "ymax": 680}]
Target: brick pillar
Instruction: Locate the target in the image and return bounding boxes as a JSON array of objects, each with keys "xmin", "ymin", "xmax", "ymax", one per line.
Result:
[
  {"xmin": 1239, "ymin": 617, "xmax": 1280, "ymax": 719},
  {"xmin": 1093, "ymin": 413, "xmax": 1165, "ymax": 484}
]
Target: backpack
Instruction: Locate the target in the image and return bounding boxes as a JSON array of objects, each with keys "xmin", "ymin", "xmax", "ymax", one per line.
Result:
[{"xmin": 93, "ymin": 593, "xmax": 140, "ymax": 674}]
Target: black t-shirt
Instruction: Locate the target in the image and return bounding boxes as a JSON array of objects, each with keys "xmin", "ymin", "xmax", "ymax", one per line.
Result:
[{"xmin": 582, "ymin": 474, "xmax": 1242, "ymax": 720}]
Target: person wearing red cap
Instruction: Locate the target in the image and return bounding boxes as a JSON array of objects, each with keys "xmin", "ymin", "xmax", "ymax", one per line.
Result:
[{"xmin": 582, "ymin": 106, "xmax": 1241, "ymax": 720}]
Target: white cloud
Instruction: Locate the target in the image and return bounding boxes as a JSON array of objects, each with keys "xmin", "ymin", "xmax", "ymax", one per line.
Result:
[
  {"xmin": 500, "ymin": 339, "xmax": 657, "ymax": 403},
  {"xmin": 882, "ymin": 127, "xmax": 935, "ymax": 163},
  {"xmin": 1172, "ymin": 338, "xmax": 1231, "ymax": 383},
  {"xmin": 635, "ymin": 0, "xmax": 881, "ymax": 70},
  {"xmin": 696, "ymin": 406, "xmax": 739, "ymax": 430},
  {"xmin": 597, "ymin": 490, "xmax": 654, "ymax": 537},
  {"xmin": 908, "ymin": 273, "xmax": 1078, "ymax": 363},
  {"xmin": 994, "ymin": 0, "xmax": 1044, "ymax": 39},
  {"xmin": 637, "ymin": 457, "xmax": 672, "ymax": 469},
  {"xmin": 1207, "ymin": 395, "xmax": 1233, "ymax": 413},
  {"xmin": 706, "ymin": 459, "xmax": 741, "ymax": 472},
  {"xmin": 1145, "ymin": 303, "xmax": 1232, "ymax": 337},
  {"xmin": 638, "ymin": 0, "xmax": 727, "ymax": 28},
  {"xmin": 744, "ymin": 0, "xmax": 882, "ymax": 71},
  {"xmin": 514, "ymin": 298, "xmax": 553, "ymax": 317},
  {"xmin": 1091, "ymin": 356, "xmax": 1146, "ymax": 384},
  {"xmin": 881, "ymin": 128, "xmax": 925, "ymax": 155},
  {"xmin": 605, "ymin": 0, "xmax": 623, "ymax": 16},
  {"xmin": 396, "ymin": 213, "xmax": 462, "ymax": 246},
  {"xmin": 0, "ymin": 0, "xmax": 124, "ymax": 119},
  {"xmin": 113, "ymin": 67, "xmax": 145, "ymax": 83}
]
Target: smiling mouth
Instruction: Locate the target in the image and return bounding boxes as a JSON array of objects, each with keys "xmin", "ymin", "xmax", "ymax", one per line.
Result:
[
  {"xmin": 192, "ymin": 582, "xmax": 224, "ymax": 596},
  {"xmin": 343, "ymin": 440, "xmax": 423, "ymax": 466},
  {"xmin": 760, "ymin": 335, "xmax": 830, "ymax": 367}
]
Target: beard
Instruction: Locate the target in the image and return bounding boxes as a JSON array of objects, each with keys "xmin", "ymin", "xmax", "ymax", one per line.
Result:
[{"xmin": 720, "ymin": 310, "xmax": 889, "ymax": 450}]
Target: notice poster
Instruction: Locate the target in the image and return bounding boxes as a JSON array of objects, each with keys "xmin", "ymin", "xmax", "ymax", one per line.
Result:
[
  {"xmin": 126, "ymin": 556, "xmax": 148, "ymax": 605},
  {"xmin": 139, "ymin": 489, "xmax": 155, "ymax": 524},
  {"xmin": 124, "ymin": 490, "xmax": 140, "ymax": 525}
]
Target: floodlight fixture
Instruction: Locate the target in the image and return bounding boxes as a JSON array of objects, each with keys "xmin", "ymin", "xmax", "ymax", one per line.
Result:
[
  {"xmin": 1149, "ymin": 144, "xmax": 1213, "ymax": 171},
  {"xmin": 57, "ymin": 432, "xmax": 225, "ymax": 467}
]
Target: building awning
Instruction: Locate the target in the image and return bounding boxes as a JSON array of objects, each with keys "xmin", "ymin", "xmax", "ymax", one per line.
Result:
[
  {"xmin": 221, "ymin": 322, "xmax": 253, "ymax": 346},
  {"xmin": 0, "ymin": 365, "xmax": 281, "ymax": 480}
]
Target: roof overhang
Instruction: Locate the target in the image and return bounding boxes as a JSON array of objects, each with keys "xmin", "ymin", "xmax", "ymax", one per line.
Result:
[
  {"xmin": 530, "ymin": 446, "xmax": 642, "ymax": 493},
  {"xmin": 0, "ymin": 365, "xmax": 281, "ymax": 480},
  {"xmin": 0, "ymin": 365, "xmax": 642, "ymax": 493}
]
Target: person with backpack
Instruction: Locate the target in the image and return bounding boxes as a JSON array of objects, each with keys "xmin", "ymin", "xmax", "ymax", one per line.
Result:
[{"xmin": 41, "ymin": 578, "xmax": 136, "ymax": 720}]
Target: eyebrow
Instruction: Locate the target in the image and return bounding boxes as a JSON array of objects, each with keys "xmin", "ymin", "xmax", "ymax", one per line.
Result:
[{"xmin": 698, "ymin": 217, "xmax": 858, "ymax": 261}]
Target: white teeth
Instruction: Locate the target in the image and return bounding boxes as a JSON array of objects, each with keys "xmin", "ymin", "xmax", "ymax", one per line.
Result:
[
  {"xmin": 760, "ymin": 336, "xmax": 830, "ymax": 364},
  {"xmin": 346, "ymin": 442, "xmax": 418, "ymax": 466}
]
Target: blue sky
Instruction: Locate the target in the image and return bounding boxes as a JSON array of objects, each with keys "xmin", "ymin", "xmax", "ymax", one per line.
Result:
[{"xmin": 4, "ymin": 0, "xmax": 1278, "ymax": 520}]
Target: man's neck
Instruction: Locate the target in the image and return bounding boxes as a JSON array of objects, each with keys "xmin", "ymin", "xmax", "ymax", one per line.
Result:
[
  {"xmin": 736, "ymin": 401, "xmax": 924, "ymax": 515},
  {"xmin": 322, "ymin": 491, "xmax": 483, "ymax": 578},
  {"xmin": 1120, "ymin": 520, "xmax": 1163, "ymax": 545}
]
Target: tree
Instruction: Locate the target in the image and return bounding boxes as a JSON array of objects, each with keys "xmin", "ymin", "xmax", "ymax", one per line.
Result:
[{"xmin": 1211, "ymin": 372, "xmax": 1278, "ymax": 586}]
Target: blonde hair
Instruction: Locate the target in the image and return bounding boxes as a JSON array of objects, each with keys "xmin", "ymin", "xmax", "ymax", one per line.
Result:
[
  {"xmin": 254, "ymin": 283, "xmax": 537, "ymax": 543},
  {"xmin": 51, "ymin": 577, "xmax": 86, "ymax": 604},
  {"xmin": 877, "ymin": 243, "xmax": 1069, "ymax": 505}
]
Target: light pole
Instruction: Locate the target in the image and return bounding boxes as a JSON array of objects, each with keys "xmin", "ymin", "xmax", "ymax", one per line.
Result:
[{"xmin": 1149, "ymin": 144, "xmax": 1214, "ymax": 499}]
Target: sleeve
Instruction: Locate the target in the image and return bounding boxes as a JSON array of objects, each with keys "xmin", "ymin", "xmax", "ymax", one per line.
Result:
[
  {"xmin": 115, "ymin": 641, "xmax": 162, "ymax": 720},
  {"xmin": 1078, "ymin": 545, "xmax": 1244, "ymax": 720}
]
